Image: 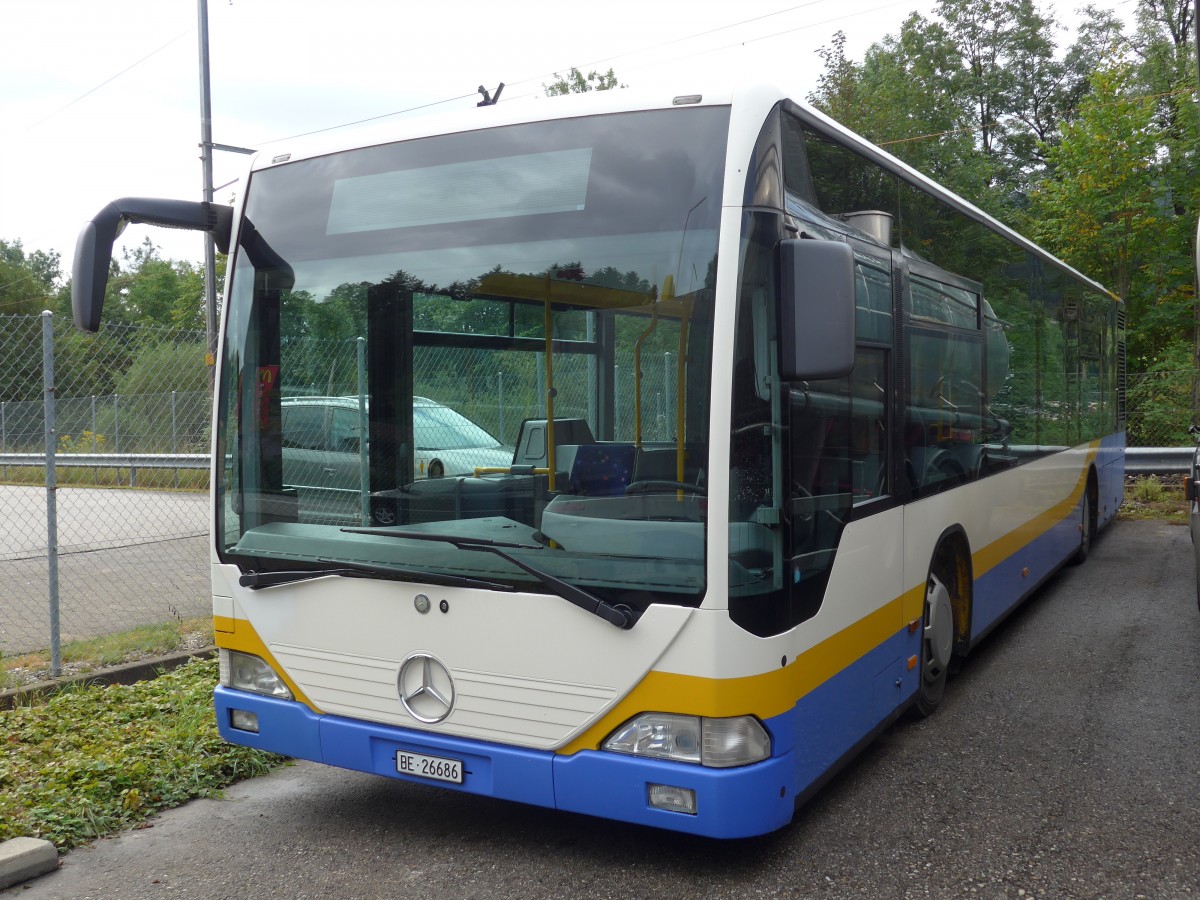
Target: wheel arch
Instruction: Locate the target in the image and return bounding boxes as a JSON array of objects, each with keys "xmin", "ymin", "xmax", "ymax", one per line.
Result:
[{"xmin": 928, "ymin": 524, "xmax": 973, "ymax": 658}]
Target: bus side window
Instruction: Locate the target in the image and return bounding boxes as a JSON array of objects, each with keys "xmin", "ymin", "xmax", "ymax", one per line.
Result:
[
  {"xmin": 849, "ymin": 348, "xmax": 888, "ymax": 501},
  {"xmin": 908, "ymin": 328, "xmax": 983, "ymax": 491}
]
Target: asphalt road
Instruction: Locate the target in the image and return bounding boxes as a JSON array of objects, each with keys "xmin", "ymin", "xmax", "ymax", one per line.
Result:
[
  {"xmin": 0, "ymin": 485, "xmax": 209, "ymax": 653},
  {"xmin": 10, "ymin": 519, "xmax": 1200, "ymax": 899}
]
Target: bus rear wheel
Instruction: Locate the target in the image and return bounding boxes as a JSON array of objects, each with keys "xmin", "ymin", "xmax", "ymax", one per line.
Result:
[
  {"xmin": 915, "ymin": 572, "xmax": 954, "ymax": 717},
  {"xmin": 1071, "ymin": 489, "xmax": 1093, "ymax": 565}
]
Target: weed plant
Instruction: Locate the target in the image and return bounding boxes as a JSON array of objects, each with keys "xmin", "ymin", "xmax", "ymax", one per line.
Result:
[
  {"xmin": 1118, "ymin": 475, "xmax": 1186, "ymax": 524},
  {"xmin": 1132, "ymin": 475, "xmax": 1167, "ymax": 503},
  {"xmin": 0, "ymin": 657, "xmax": 282, "ymax": 850}
]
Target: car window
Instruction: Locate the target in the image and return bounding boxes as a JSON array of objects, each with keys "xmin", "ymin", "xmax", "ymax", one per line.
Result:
[
  {"xmin": 282, "ymin": 406, "xmax": 329, "ymax": 450},
  {"xmin": 414, "ymin": 405, "xmax": 499, "ymax": 450},
  {"xmin": 330, "ymin": 408, "xmax": 362, "ymax": 452}
]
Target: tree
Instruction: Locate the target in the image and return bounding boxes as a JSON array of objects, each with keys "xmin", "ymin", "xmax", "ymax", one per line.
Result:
[
  {"xmin": 0, "ymin": 239, "xmax": 60, "ymax": 317},
  {"xmin": 101, "ymin": 239, "xmax": 207, "ymax": 330},
  {"xmin": 1028, "ymin": 62, "xmax": 1169, "ymax": 358},
  {"xmin": 543, "ymin": 67, "xmax": 622, "ymax": 95},
  {"xmin": 811, "ymin": 31, "xmax": 862, "ymax": 128}
]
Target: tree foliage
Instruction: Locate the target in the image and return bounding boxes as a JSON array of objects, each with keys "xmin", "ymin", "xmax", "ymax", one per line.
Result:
[
  {"xmin": 809, "ymin": 0, "xmax": 1198, "ymax": 393},
  {"xmin": 543, "ymin": 67, "xmax": 623, "ymax": 95},
  {"xmin": 0, "ymin": 240, "xmax": 62, "ymax": 318}
]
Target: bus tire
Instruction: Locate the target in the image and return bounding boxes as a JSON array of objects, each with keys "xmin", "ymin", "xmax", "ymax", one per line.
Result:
[
  {"xmin": 1071, "ymin": 474, "xmax": 1097, "ymax": 565},
  {"xmin": 915, "ymin": 571, "xmax": 954, "ymax": 717}
]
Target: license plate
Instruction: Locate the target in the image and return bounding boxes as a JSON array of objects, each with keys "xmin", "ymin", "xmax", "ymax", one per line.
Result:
[{"xmin": 396, "ymin": 750, "xmax": 463, "ymax": 784}]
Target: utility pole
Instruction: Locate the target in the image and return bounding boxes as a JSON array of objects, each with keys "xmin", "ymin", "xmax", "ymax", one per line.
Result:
[
  {"xmin": 1193, "ymin": 0, "xmax": 1199, "ymax": 423},
  {"xmin": 198, "ymin": 0, "xmax": 217, "ymax": 384},
  {"xmin": 197, "ymin": 0, "xmax": 253, "ymax": 387}
]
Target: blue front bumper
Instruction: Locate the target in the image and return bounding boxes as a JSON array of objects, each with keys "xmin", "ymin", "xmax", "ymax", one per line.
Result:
[{"xmin": 215, "ymin": 686, "xmax": 795, "ymax": 838}]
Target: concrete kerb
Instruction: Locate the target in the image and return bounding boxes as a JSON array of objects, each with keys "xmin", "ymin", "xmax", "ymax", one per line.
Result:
[
  {"xmin": 0, "ymin": 837, "xmax": 58, "ymax": 889},
  {"xmin": 0, "ymin": 646, "xmax": 215, "ymax": 711}
]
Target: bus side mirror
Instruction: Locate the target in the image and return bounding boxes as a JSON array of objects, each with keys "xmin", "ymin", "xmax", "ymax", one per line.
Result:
[
  {"xmin": 72, "ymin": 198, "xmax": 233, "ymax": 333},
  {"xmin": 779, "ymin": 239, "xmax": 855, "ymax": 381}
]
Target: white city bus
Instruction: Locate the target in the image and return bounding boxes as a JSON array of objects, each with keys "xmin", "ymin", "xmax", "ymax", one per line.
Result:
[{"xmin": 73, "ymin": 83, "xmax": 1124, "ymax": 838}]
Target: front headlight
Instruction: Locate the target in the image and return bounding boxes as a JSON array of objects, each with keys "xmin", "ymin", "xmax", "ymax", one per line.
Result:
[
  {"xmin": 603, "ymin": 713, "xmax": 770, "ymax": 767},
  {"xmin": 219, "ymin": 649, "xmax": 292, "ymax": 700}
]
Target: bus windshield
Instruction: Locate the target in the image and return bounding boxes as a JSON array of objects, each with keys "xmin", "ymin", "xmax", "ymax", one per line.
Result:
[{"xmin": 215, "ymin": 106, "xmax": 729, "ymax": 613}]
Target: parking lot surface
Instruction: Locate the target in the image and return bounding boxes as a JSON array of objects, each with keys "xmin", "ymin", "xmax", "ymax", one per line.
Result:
[{"xmin": 10, "ymin": 519, "xmax": 1200, "ymax": 899}]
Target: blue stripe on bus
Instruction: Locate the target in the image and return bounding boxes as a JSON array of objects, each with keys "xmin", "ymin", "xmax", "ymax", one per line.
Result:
[
  {"xmin": 971, "ymin": 502, "xmax": 1081, "ymax": 638},
  {"xmin": 214, "ymin": 624, "xmax": 918, "ymax": 838},
  {"xmin": 972, "ymin": 435, "xmax": 1123, "ymax": 640}
]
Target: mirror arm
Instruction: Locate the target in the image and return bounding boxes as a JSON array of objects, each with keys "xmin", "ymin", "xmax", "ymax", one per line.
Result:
[{"xmin": 72, "ymin": 198, "xmax": 233, "ymax": 332}]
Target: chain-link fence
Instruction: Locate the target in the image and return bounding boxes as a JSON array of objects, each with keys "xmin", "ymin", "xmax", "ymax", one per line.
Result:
[
  {"xmin": 1, "ymin": 313, "xmax": 211, "ymax": 662},
  {"xmin": 1126, "ymin": 370, "xmax": 1198, "ymax": 448},
  {"xmin": 279, "ymin": 335, "xmax": 683, "ymax": 447},
  {"xmin": 2, "ymin": 313, "xmax": 686, "ymax": 661},
  {"xmin": 4, "ymin": 306, "xmax": 1191, "ymax": 662}
]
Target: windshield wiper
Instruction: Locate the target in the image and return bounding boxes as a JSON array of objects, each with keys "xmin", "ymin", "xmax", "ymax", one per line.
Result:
[
  {"xmin": 342, "ymin": 527, "xmax": 543, "ymax": 551},
  {"xmin": 342, "ymin": 527, "xmax": 633, "ymax": 629},
  {"xmin": 240, "ymin": 559, "xmax": 514, "ymax": 592}
]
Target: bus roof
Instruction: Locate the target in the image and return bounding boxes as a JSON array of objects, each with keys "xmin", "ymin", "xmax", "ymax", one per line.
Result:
[{"xmin": 245, "ymin": 81, "xmax": 1116, "ymax": 303}]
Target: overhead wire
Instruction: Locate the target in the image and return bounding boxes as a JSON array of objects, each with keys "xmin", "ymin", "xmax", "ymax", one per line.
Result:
[
  {"xmin": 2, "ymin": 0, "xmax": 1166, "ymax": 291},
  {"xmin": 495, "ymin": 0, "xmax": 922, "ymax": 106},
  {"xmin": 253, "ymin": 0, "xmax": 851, "ymax": 144},
  {"xmin": 19, "ymin": 28, "xmax": 194, "ymax": 134}
]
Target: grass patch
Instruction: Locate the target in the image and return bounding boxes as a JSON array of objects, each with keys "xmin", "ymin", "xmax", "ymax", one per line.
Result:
[
  {"xmin": 0, "ymin": 657, "xmax": 282, "ymax": 850},
  {"xmin": 0, "ymin": 469, "xmax": 208, "ymax": 491},
  {"xmin": 1, "ymin": 617, "xmax": 214, "ymax": 691},
  {"xmin": 1118, "ymin": 476, "xmax": 1188, "ymax": 524}
]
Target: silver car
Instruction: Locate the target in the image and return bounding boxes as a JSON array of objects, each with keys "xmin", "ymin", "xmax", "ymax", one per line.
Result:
[{"xmin": 280, "ymin": 396, "xmax": 512, "ymax": 523}]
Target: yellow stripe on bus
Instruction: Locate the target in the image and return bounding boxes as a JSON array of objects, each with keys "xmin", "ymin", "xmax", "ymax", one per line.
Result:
[
  {"xmin": 213, "ymin": 616, "xmax": 320, "ymax": 711},
  {"xmin": 562, "ymin": 445, "xmax": 1101, "ymax": 754},
  {"xmin": 560, "ymin": 597, "xmax": 907, "ymax": 754},
  {"xmin": 971, "ymin": 442, "xmax": 1097, "ymax": 579},
  {"xmin": 209, "ymin": 445, "xmax": 1101, "ymax": 752}
]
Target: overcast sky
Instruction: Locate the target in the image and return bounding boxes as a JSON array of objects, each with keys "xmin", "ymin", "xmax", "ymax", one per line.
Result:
[{"xmin": 0, "ymin": 0, "xmax": 1130, "ymax": 273}]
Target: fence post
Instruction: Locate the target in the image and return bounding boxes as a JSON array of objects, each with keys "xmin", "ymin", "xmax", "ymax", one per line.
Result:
[
  {"xmin": 1, "ymin": 399, "xmax": 6, "ymax": 479},
  {"xmin": 91, "ymin": 394, "xmax": 98, "ymax": 480},
  {"xmin": 536, "ymin": 353, "xmax": 546, "ymax": 416},
  {"xmin": 614, "ymin": 366, "xmax": 621, "ymax": 441},
  {"xmin": 113, "ymin": 393, "xmax": 121, "ymax": 484},
  {"xmin": 663, "ymin": 352, "xmax": 672, "ymax": 443},
  {"xmin": 41, "ymin": 311, "xmax": 62, "ymax": 677},
  {"xmin": 356, "ymin": 336, "xmax": 369, "ymax": 526},
  {"xmin": 497, "ymin": 372, "xmax": 505, "ymax": 444},
  {"xmin": 171, "ymin": 390, "xmax": 179, "ymax": 489}
]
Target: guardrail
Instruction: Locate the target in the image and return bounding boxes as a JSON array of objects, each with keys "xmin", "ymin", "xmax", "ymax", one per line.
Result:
[
  {"xmin": 0, "ymin": 453, "xmax": 209, "ymax": 487},
  {"xmin": 1124, "ymin": 447, "xmax": 1192, "ymax": 476},
  {"xmin": 2, "ymin": 447, "xmax": 1191, "ymax": 483}
]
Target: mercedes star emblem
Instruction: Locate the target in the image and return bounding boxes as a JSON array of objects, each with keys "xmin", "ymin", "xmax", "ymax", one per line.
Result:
[{"xmin": 397, "ymin": 653, "xmax": 456, "ymax": 724}]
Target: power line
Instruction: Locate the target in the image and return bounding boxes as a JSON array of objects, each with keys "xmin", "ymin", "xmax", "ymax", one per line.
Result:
[
  {"xmin": 253, "ymin": 1, "xmax": 848, "ymax": 145},
  {"xmin": 495, "ymin": 0, "xmax": 921, "ymax": 107},
  {"xmin": 502, "ymin": 0, "xmax": 833, "ymax": 92},
  {"xmin": 21, "ymin": 28, "xmax": 194, "ymax": 133},
  {"xmin": 313, "ymin": 0, "xmax": 917, "ymax": 138},
  {"xmin": 252, "ymin": 92, "xmax": 479, "ymax": 147}
]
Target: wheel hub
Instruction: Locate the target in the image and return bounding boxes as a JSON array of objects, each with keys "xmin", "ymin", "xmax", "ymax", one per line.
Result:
[{"xmin": 924, "ymin": 574, "xmax": 954, "ymax": 675}]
